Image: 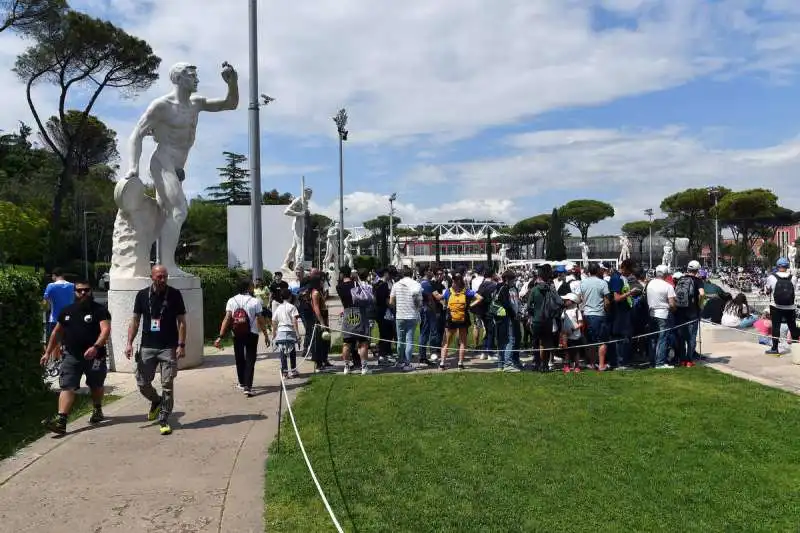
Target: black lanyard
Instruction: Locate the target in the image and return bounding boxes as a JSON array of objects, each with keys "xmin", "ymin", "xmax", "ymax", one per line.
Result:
[{"xmin": 149, "ymin": 287, "xmax": 169, "ymax": 320}]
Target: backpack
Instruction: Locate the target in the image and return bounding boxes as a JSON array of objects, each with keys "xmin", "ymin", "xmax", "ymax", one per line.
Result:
[
  {"xmin": 447, "ymin": 288, "xmax": 469, "ymax": 323},
  {"xmin": 231, "ymin": 296, "xmax": 252, "ymax": 338},
  {"xmin": 675, "ymin": 276, "xmax": 696, "ymax": 309},
  {"xmin": 541, "ymin": 284, "xmax": 564, "ymax": 323},
  {"xmin": 773, "ymin": 276, "xmax": 795, "ymax": 306},
  {"xmin": 489, "ymin": 284, "xmax": 507, "ymax": 318},
  {"xmin": 473, "ymin": 279, "xmax": 495, "ymax": 315},
  {"xmin": 350, "ymin": 282, "xmax": 375, "ymax": 306}
]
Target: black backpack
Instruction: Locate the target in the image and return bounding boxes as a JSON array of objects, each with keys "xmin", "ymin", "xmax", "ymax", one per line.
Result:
[
  {"xmin": 675, "ymin": 276, "xmax": 696, "ymax": 309},
  {"xmin": 557, "ymin": 280, "xmax": 572, "ymax": 297},
  {"xmin": 530, "ymin": 283, "xmax": 563, "ymax": 323},
  {"xmin": 773, "ymin": 276, "xmax": 795, "ymax": 307}
]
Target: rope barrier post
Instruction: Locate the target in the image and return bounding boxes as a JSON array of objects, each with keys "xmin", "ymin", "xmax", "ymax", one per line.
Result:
[
  {"xmin": 276, "ymin": 362, "xmax": 283, "ymax": 453},
  {"xmin": 698, "ymin": 319, "xmax": 702, "ymax": 359}
]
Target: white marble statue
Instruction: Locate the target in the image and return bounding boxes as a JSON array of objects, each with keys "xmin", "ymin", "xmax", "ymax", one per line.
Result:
[
  {"xmin": 788, "ymin": 243, "xmax": 797, "ymax": 269},
  {"xmin": 281, "ymin": 187, "xmax": 313, "ymax": 272},
  {"xmin": 498, "ymin": 244, "xmax": 509, "ymax": 272},
  {"xmin": 392, "ymin": 243, "xmax": 403, "ymax": 268},
  {"xmin": 618, "ymin": 235, "xmax": 631, "ymax": 263},
  {"xmin": 322, "ymin": 225, "xmax": 339, "ymax": 272},
  {"xmin": 343, "ymin": 233, "xmax": 354, "ymax": 270},
  {"xmin": 662, "ymin": 243, "xmax": 674, "ymax": 270},
  {"xmin": 580, "ymin": 241, "xmax": 590, "ymax": 267},
  {"xmin": 111, "ymin": 61, "xmax": 239, "ymax": 278}
]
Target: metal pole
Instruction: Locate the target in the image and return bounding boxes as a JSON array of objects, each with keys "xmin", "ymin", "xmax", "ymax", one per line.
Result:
[
  {"xmin": 389, "ymin": 199, "xmax": 394, "ymax": 252},
  {"xmin": 649, "ymin": 223, "xmax": 652, "ymax": 269},
  {"xmin": 248, "ymin": 0, "xmax": 263, "ymax": 281},
  {"xmin": 338, "ymin": 137, "xmax": 344, "ymax": 267},
  {"xmin": 714, "ymin": 196, "xmax": 720, "ymax": 272},
  {"xmin": 82, "ymin": 210, "xmax": 88, "ymax": 281}
]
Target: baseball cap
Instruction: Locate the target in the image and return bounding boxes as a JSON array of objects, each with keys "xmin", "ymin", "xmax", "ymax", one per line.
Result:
[
  {"xmin": 562, "ymin": 293, "xmax": 579, "ymax": 304},
  {"xmin": 655, "ymin": 264, "xmax": 669, "ymax": 275},
  {"xmin": 673, "ymin": 271, "xmax": 683, "ymax": 280},
  {"xmin": 777, "ymin": 257, "xmax": 790, "ymax": 267},
  {"xmin": 687, "ymin": 260, "xmax": 701, "ymax": 271}
]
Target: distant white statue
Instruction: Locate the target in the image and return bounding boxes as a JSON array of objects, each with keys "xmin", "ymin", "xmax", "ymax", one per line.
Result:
[
  {"xmin": 111, "ymin": 61, "xmax": 239, "ymax": 278},
  {"xmin": 618, "ymin": 235, "xmax": 631, "ymax": 263},
  {"xmin": 343, "ymin": 233, "xmax": 354, "ymax": 270},
  {"xmin": 322, "ymin": 225, "xmax": 339, "ymax": 272},
  {"xmin": 281, "ymin": 187, "xmax": 313, "ymax": 272},
  {"xmin": 580, "ymin": 241, "xmax": 590, "ymax": 267},
  {"xmin": 788, "ymin": 243, "xmax": 798, "ymax": 269},
  {"xmin": 498, "ymin": 244, "xmax": 509, "ymax": 272},
  {"xmin": 662, "ymin": 243, "xmax": 674, "ymax": 270},
  {"xmin": 392, "ymin": 243, "xmax": 403, "ymax": 268}
]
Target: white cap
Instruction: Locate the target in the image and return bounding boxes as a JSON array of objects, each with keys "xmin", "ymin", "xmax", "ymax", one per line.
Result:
[
  {"xmin": 655, "ymin": 264, "xmax": 669, "ymax": 275},
  {"xmin": 673, "ymin": 271, "xmax": 683, "ymax": 279},
  {"xmin": 562, "ymin": 293, "xmax": 580, "ymax": 303},
  {"xmin": 687, "ymin": 260, "xmax": 701, "ymax": 271}
]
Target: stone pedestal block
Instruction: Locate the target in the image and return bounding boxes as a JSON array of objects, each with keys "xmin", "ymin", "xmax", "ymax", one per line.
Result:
[{"xmin": 107, "ymin": 276, "xmax": 204, "ymax": 372}]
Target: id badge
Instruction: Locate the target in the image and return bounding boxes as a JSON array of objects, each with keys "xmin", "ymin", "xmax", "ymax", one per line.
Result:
[{"xmin": 150, "ymin": 318, "xmax": 161, "ymax": 332}]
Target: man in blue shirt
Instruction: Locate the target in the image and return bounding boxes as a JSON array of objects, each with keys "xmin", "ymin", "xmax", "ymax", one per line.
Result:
[{"xmin": 43, "ymin": 268, "xmax": 75, "ymax": 340}]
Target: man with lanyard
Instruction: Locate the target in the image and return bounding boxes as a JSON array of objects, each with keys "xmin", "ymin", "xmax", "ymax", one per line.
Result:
[
  {"xmin": 125, "ymin": 265, "xmax": 187, "ymax": 435},
  {"xmin": 41, "ymin": 280, "xmax": 110, "ymax": 434}
]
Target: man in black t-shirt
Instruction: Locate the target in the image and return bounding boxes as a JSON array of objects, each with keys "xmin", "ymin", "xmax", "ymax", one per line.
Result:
[
  {"xmin": 41, "ymin": 280, "xmax": 110, "ymax": 434},
  {"xmin": 675, "ymin": 260, "xmax": 706, "ymax": 366},
  {"xmin": 125, "ymin": 265, "xmax": 187, "ymax": 435},
  {"xmin": 270, "ymin": 272, "xmax": 289, "ymax": 303}
]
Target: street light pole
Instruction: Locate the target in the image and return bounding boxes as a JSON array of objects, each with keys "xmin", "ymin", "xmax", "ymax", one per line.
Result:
[
  {"xmin": 644, "ymin": 208, "xmax": 654, "ymax": 269},
  {"xmin": 82, "ymin": 210, "xmax": 95, "ymax": 281},
  {"xmin": 333, "ymin": 109, "xmax": 348, "ymax": 268},
  {"xmin": 389, "ymin": 193, "xmax": 397, "ymax": 255},
  {"xmin": 248, "ymin": 0, "xmax": 263, "ymax": 281},
  {"xmin": 707, "ymin": 186, "xmax": 721, "ymax": 272}
]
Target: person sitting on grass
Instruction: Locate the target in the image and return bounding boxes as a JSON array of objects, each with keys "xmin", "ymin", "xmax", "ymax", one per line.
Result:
[{"xmin": 41, "ymin": 280, "xmax": 110, "ymax": 435}]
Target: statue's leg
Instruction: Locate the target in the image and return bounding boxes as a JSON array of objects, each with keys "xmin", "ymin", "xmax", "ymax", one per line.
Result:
[
  {"xmin": 282, "ymin": 242, "xmax": 296, "ymax": 271},
  {"xmin": 151, "ymin": 151, "xmax": 190, "ymax": 277},
  {"xmin": 293, "ymin": 234, "xmax": 303, "ymax": 269}
]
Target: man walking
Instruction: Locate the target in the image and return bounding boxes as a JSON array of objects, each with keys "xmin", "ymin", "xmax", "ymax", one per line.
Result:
[
  {"xmin": 43, "ymin": 268, "xmax": 74, "ymax": 341},
  {"xmin": 674, "ymin": 260, "xmax": 705, "ymax": 365},
  {"xmin": 124, "ymin": 265, "xmax": 187, "ymax": 435},
  {"xmin": 765, "ymin": 257, "xmax": 799, "ymax": 355},
  {"xmin": 41, "ymin": 280, "xmax": 110, "ymax": 434},
  {"xmin": 390, "ymin": 266, "xmax": 422, "ymax": 370}
]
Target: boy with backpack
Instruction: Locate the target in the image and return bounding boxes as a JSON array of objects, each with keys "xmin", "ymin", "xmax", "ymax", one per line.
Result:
[
  {"xmin": 215, "ymin": 279, "xmax": 270, "ymax": 396},
  {"xmin": 764, "ymin": 257, "xmax": 799, "ymax": 355},
  {"xmin": 528, "ymin": 265, "xmax": 564, "ymax": 372},
  {"xmin": 673, "ymin": 260, "xmax": 705, "ymax": 365}
]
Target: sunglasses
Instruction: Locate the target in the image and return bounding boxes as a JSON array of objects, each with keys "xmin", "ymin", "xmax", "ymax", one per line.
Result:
[{"xmin": 75, "ymin": 288, "xmax": 92, "ymax": 294}]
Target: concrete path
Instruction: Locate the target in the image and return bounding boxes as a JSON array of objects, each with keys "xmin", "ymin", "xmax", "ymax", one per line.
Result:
[{"xmin": 0, "ymin": 348, "xmax": 306, "ymax": 533}]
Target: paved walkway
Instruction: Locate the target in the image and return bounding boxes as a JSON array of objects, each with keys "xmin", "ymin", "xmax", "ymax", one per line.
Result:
[{"xmin": 0, "ymin": 348, "xmax": 305, "ymax": 533}]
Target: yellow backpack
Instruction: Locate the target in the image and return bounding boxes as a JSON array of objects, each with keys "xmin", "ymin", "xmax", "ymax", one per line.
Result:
[{"xmin": 447, "ymin": 288, "xmax": 468, "ymax": 323}]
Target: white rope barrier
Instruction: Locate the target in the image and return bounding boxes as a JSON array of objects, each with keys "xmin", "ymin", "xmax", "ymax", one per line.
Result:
[
  {"xmin": 316, "ymin": 319, "xmax": 700, "ymax": 354},
  {"xmin": 700, "ymin": 319, "xmax": 798, "ymax": 343},
  {"xmin": 278, "ymin": 368, "xmax": 345, "ymax": 533}
]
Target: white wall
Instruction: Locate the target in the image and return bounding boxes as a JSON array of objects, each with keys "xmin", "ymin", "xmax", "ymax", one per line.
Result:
[{"xmin": 227, "ymin": 205, "xmax": 294, "ymax": 273}]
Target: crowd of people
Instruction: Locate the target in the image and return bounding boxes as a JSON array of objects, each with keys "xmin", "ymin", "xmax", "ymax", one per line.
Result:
[{"xmin": 38, "ymin": 255, "xmax": 798, "ymax": 436}]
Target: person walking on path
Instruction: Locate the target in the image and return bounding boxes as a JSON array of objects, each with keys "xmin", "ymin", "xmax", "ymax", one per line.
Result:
[
  {"xmin": 124, "ymin": 265, "xmax": 186, "ymax": 435},
  {"xmin": 764, "ymin": 257, "xmax": 799, "ymax": 355},
  {"xmin": 214, "ymin": 278, "xmax": 270, "ymax": 396},
  {"xmin": 42, "ymin": 267, "xmax": 74, "ymax": 341},
  {"xmin": 272, "ymin": 287, "xmax": 301, "ymax": 378},
  {"xmin": 41, "ymin": 280, "xmax": 110, "ymax": 434}
]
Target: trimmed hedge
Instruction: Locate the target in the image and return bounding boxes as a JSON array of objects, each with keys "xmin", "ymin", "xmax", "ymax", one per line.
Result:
[{"xmin": 0, "ymin": 270, "xmax": 49, "ymax": 433}]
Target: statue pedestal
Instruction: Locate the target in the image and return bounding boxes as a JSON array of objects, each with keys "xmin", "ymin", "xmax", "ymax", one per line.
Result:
[{"xmin": 107, "ymin": 276, "xmax": 205, "ymax": 373}]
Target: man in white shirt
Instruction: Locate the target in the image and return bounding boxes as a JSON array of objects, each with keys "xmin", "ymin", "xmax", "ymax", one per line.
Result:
[
  {"xmin": 646, "ymin": 264, "xmax": 676, "ymax": 368},
  {"xmin": 214, "ymin": 279, "xmax": 269, "ymax": 396},
  {"xmin": 390, "ymin": 266, "xmax": 423, "ymax": 370},
  {"xmin": 272, "ymin": 287, "xmax": 301, "ymax": 377},
  {"xmin": 764, "ymin": 257, "xmax": 799, "ymax": 355}
]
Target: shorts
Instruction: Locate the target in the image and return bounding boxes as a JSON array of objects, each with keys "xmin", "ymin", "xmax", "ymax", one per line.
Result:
[
  {"xmin": 59, "ymin": 354, "xmax": 107, "ymax": 390},
  {"xmin": 584, "ymin": 315, "xmax": 609, "ymax": 344},
  {"xmin": 445, "ymin": 321, "xmax": 469, "ymax": 331}
]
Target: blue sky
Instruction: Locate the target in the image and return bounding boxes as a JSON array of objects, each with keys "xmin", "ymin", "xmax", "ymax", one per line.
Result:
[{"xmin": 1, "ymin": 0, "xmax": 800, "ymax": 235}]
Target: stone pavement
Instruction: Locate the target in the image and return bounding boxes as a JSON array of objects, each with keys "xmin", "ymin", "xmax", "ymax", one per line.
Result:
[{"xmin": 0, "ymin": 347, "xmax": 307, "ymax": 533}]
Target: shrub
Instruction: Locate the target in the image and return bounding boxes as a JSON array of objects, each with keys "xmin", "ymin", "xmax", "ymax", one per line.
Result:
[{"xmin": 0, "ymin": 270, "xmax": 49, "ymax": 433}]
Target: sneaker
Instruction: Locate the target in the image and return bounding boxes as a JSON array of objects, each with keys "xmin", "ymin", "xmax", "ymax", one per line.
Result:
[
  {"xmin": 361, "ymin": 365, "xmax": 372, "ymax": 375},
  {"xmin": 685, "ymin": 361, "xmax": 696, "ymax": 368},
  {"xmin": 479, "ymin": 353, "xmax": 488, "ymax": 360},
  {"xmin": 402, "ymin": 363, "xmax": 414, "ymax": 372},
  {"xmin": 457, "ymin": 361, "xmax": 465, "ymax": 371},
  {"xmin": 503, "ymin": 366, "xmax": 521, "ymax": 373},
  {"xmin": 147, "ymin": 400, "xmax": 162, "ymax": 421},
  {"xmin": 89, "ymin": 407, "xmax": 104, "ymax": 424},
  {"xmin": 489, "ymin": 356, "xmax": 499, "ymax": 362},
  {"xmin": 287, "ymin": 369, "xmax": 298, "ymax": 378},
  {"xmin": 159, "ymin": 422, "xmax": 172, "ymax": 435},
  {"xmin": 572, "ymin": 366, "xmax": 582, "ymax": 373},
  {"xmin": 429, "ymin": 354, "xmax": 439, "ymax": 362},
  {"xmin": 439, "ymin": 362, "xmax": 447, "ymax": 371},
  {"xmin": 655, "ymin": 364, "xmax": 674, "ymax": 369},
  {"xmin": 243, "ymin": 388, "xmax": 253, "ymax": 397},
  {"xmin": 235, "ymin": 384, "xmax": 245, "ymax": 391},
  {"xmin": 562, "ymin": 365, "xmax": 571, "ymax": 374},
  {"xmin": 343, "ymin": 364, "xmax": 350, "ymax": 375},
  {"xmin": 616, "ymin": 366, "xmax": 632, "ymax": 371},
  {"xmin": 765, "ymin": 349, "xmax": 780, "ymax": 356},
  {"xmin": 42, "ymin": 415, "xmax": 66, "ymax": 435}
]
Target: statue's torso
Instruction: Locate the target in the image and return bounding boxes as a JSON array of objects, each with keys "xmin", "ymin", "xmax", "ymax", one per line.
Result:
[{"xmin": 151, "ymin": 97, "xmax": 200, "ymax": 152}]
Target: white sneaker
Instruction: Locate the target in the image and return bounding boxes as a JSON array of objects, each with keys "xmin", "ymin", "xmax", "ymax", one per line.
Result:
[
  {"xmin": 480, "ymin": 353, "xmax": 488, "ymax": 360},
  {"xmin": 489, "ymin": 356, "xmax": 499, "ymax": 362},
  {"xmin": 343, "ymin": 364, "xmax": 350, "ymax": 375},
  {"xmin": 287, "ymin": 369, "xmax": 298, "ymax": 378},
  {"xmin": 429, "ymin": 354, "xmax": 439, "ymax": 362},
  {"xmin": 361, "ymin": 366, "xmax": 372, "ymax": 375},
  {"xmin": 655, "ymin": 364, "xmax": 674, "ymax": 370}
]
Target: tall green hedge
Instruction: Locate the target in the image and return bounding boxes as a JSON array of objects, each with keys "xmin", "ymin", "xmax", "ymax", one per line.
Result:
[{"xmin": 0, "ymin": 271, "xmax": 49, "ymax": 430}]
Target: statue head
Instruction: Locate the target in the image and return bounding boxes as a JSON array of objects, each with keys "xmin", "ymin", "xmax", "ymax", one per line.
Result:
[{"xmin": 169, "ymin": 62, "xmax": 199, "ymax": 93}]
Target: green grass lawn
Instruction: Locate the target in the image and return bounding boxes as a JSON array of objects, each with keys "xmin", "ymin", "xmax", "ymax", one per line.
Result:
[
  {"xmin": 265, "ymin": 368, "xmax": 800, "ymax": 532},
  {"xmin": 1, "ymin": 392, "xmax": 120, "ymax": 461}
]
